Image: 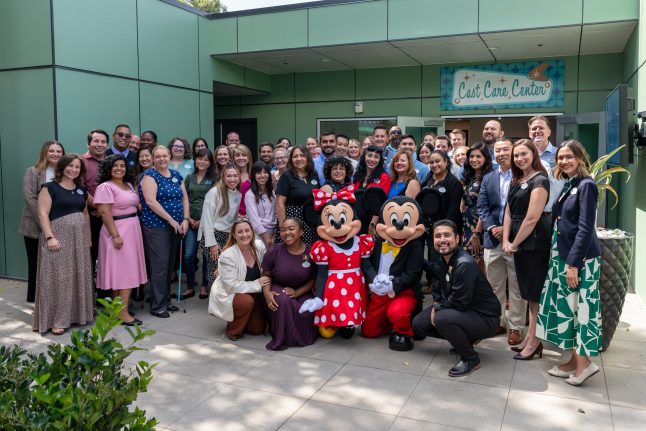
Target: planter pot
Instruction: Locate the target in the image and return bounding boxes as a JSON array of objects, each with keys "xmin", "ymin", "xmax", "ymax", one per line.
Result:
[{"xmin": 597, "ymin": 229, "xmax": 635, "ymax": 351}]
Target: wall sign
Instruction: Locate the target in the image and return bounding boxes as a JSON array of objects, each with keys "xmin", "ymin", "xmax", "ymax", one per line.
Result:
[{"xmin": 440, "ymin": 60, "xmax": 564, "ymax": 111}]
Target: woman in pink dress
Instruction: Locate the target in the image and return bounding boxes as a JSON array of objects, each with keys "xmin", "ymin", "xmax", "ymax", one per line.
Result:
[{"xmin": 95, "ymin": 155, "xmax": 148, "ymax": 325}]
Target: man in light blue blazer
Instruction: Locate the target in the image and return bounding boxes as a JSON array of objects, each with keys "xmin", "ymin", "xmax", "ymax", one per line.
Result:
[{"xmin": 477, "ymin": 138, "xmax": 527, "ymax": 345}]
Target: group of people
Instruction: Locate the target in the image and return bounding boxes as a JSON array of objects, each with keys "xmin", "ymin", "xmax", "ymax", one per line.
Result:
[{"xmin": 20, "ymin": 117, "xmax": 602, "ymax": 384}]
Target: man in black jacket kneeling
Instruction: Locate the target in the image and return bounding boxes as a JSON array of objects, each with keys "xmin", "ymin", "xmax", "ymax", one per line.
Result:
[{"xmin": 413, "ymin": 220, "xmax": 501, "ymax": 377}]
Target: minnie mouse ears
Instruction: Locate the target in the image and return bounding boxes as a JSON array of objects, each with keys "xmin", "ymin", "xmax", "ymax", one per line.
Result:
[
  {"xmin": 302, "ymin": 197, "xmax": 320, "ymax": 227},
  {"xmin": 416, "ymin": 188, "xmax": 446, "ymax": 223}
]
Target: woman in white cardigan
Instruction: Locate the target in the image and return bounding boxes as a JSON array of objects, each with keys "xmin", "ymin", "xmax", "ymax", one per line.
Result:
[{"xmin": 209, "ymin": 218, "xmax": 271, "ymax": 340}]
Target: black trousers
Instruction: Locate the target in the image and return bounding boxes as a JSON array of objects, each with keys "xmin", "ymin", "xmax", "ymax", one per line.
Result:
[
  {"xmin": 24, "ymin": 236, "xmax": 39, "ymax": 303},
  {"xmin": 142, "ymin": 226, "xmax": 180, "ymax": 314},
  {"xmin": 413, "ymin": 306, "xmax": 498, "ymax": 361}
]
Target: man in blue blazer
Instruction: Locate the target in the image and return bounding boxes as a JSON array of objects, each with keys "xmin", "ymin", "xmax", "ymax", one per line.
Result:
[{"xmin": 476, "ymin": 138, "xmax": 527, "ymax": 346}]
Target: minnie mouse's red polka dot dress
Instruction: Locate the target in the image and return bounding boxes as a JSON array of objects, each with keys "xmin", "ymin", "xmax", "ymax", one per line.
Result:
[{"xmin": 310, "ymin": 235, "xmax": 374, "ymax": 327}]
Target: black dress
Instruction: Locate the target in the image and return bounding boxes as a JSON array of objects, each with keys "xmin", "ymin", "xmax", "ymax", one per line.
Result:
[
  {"xmin": 275, "ymin": 170, "xmax": 320, "ymax": 245},
  {"xmin": 507, "ymin": 172, "xmax": 551, "ymax": 302}
]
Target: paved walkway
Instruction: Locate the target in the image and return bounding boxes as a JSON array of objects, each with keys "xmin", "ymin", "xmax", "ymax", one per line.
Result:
[{"xmin": 1, "ymin": 277, "xmax": 645, "ymax": 430}]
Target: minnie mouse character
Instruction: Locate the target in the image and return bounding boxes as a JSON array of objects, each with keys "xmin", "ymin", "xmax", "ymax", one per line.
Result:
[
  {"xmin": 363, "ymin": 196, "xmax": 426, "ymax": 351},
  {"xmin": 299, "ymin": 185, "xmax": 374, "ymax": 339}
]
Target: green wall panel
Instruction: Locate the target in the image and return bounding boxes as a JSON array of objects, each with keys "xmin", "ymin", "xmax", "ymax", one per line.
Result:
[
  {"xmin": 578, "ymin": 54, "xmax": 622, "ymax": 90},
  {"xmin": 138, "ymin": 0, "xmax": 199, "ymax": 89},
  {"xmin": 206, "ymin": 17, "xmax": 238, "ymax": 55},
  {"xmin": 479, "ymin": 0, "xmax": 582, "ymax": 33},
  {"xmin": 295, "ymin": 101, "xmax": 355, "ymax": 144},
  {"xmin": 389, "ymin": 0, "xmax": 478, "ymax": 40},
  {"xmin": 583, "ymin": 0, "xmax": 639, "ymax": 24},
  {"xmin": 238, "ymin": 10, "xmax": 307, "ymax": 52},
  {"xmin": 53, "ymin": 0, "xmax": 137, "ymax": 78},
  {"xmin": 309, "ymin": 1, "xmax": 387, "ymax": 46},
  {"xmin": 240, "ymin": 104, "xmax": 295, "ymax": 144},
  {"xmin": 421, "ymin": 97, "xmax": 441, "ymax": 117},
  {"xmin": 0, "ymin": 69, "xmax": 55, "ymax": 278},
  {"xmin": 140, "ymin": 82, "xmax": 200, "ymax": 145},
  {"xmin": 212, "ymin": 59, "xmax": 245, "ymax": 87},
  {"xmin": 359, "ymin": 98, "xmax": 421, "ymax": 117},
  {"xmin": 295, "ymin": 70, "xmax": 354, "ymax": 102},
  {"xmin": 422, "ymin": 66, "xmax": 441, "ymax": 98},
  {"xmin": 244, "ymin": 68, "xmax": 271, "ymax": 92},
  {"xmin": 214, "ymin": 105, "xmax": 242, "ymax": 119},
  {"xmin": 200, "ymin": 92, "xmax": 215, "ymax": 145},
  {"xmin": 55, "ymin": 69, "xmax": 139, "ymax": 149},
  {"xmin": 356, "ymin": 66, "xmax": 421, "ymax": 99},
  {"xmin": 0, "ymin": 0, "xmax": 52, "ymax": 69},
  {"xmin": 623, "ymin": 27, "xmax": 639, "ymax": 82},
  {"xmin": 242, "ymin": 74, "xmax": 295, "ymax": 104}
]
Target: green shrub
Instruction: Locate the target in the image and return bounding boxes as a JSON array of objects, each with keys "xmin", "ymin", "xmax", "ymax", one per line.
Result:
[{"xmin": 0, "ymin": 298, "xmax": 157, "ymax": 430}]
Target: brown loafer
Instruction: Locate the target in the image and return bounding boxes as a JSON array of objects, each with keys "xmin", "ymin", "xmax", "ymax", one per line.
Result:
[
  {"xmin": 508, "ymin": 329, "xmax": 522, "ymax": 345},
  {"xmin": 496, "ymin": 326, "xmax": 507, "ymax": 336}
]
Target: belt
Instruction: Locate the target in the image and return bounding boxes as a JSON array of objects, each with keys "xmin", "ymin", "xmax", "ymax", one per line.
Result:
[
  {"xmin": 328, "ymin": 268, "xmax": 360, "ymax": 274},
  {"xmin": 113, "ymin": 212, "xmax": 138, "ymax": 221}
]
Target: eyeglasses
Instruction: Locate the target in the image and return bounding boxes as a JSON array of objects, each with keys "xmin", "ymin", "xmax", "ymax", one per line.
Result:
[
  {"xmin": 116, "ymin": 132, "xmax": 132, "ymax": 139},
  {"xmin": 390, "ymin": 130, "xmax": 402, "ymax": 136}
]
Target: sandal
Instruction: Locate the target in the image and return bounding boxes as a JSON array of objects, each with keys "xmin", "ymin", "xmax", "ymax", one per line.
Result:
[{"xmin": 51, "ymin": 327, "xmax": 65, "ymax": 335}]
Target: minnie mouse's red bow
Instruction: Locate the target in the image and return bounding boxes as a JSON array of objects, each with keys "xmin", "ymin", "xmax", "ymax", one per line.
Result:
[{"xmin": 312, "ymin": 185, "xmax": 356, "ymax": 210}]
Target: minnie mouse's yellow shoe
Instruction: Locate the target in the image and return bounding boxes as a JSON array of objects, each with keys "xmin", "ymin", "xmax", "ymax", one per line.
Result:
[{"xmin": 319, "ymin": 326, "xmax": 337, "ymax": 339}]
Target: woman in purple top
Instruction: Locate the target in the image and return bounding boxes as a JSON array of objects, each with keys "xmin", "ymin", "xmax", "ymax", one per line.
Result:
[
  {"xmin": 262, "ymin": 218, "xmax": 317, "ymax": 350},
  {"xmin": 245, "ymin": 161, "xmax": 276, "ymax": 249}
]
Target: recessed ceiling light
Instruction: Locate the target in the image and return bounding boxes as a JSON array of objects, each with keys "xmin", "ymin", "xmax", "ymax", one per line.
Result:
[
  {"xmin": 321, "ymin": 58, "xmax": 330, "ymax": 62},
  {"xmin": 538, "ymin": 43, "xmax": 544, "ymax": 47},
  {"xmin": 283, "ymin": 62, "xmax": 288, "ymax": 65},
  {"xmin": 488, "ymin": 46, "xmax": 499, "ymax": 50}
]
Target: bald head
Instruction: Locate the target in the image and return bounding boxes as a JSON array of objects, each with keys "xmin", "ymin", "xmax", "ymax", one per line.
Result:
[{"xmin": 482, "ymin": 120, "xmax": 504, "ymax": 146}]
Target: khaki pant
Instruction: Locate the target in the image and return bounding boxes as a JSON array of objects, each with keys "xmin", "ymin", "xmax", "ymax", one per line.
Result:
[{"xmin": 483, "ymin": 243, "xmax": 527, "ymax": 330}]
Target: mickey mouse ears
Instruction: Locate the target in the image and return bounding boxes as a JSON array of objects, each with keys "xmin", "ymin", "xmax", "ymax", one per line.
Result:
[
  {"xmin": 359, "ymin": 187, "xmax": 387, "ymax": 217},
  {"xmin": 416, "ymin": 188, "xmax": 446, "ymax": 222}
]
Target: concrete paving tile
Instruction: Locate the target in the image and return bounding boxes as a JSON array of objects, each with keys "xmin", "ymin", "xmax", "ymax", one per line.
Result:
[
  {"xmin": 135, "ymin": 369, "xmax": 225, "ymax": 427},
  {"xmin": 605, "ymin": 366, "xmax": 646, "ymax": 410},
  {"xmin": 169, "ymin": 384, "xmax": 305, "ymax": 431},
  {"xmin": 230, "ymin": 355, "xmax": 343, "ymax": 398},
  {"xmin": 278, "ymin": 400, "xmax": 395, "ymax": 431},
  {"xmin": 611, "ymin": 319, "xmax": 646, "ymax": 343},
  {"xmin": 280, "ymin": 335, "xmax": 363, "ymax": 364},
  {"xmin": 610, "ymin": 405, "xmax": 646, "ymax": 431},
  {"xmin": 0, "ymin": 334, "xmax": 51, "ymax": 355},
  {"xmin": 349, "ymin": 336, "xmax": 441, "ymax": 376},
  {"xmin": 424, "ymin": 338, "xmax": 517, "ymax": 388},
  {"xmin": 511, "ymin": 354, "xmax": 608, "ymax": 404},
  {"xmin": 312, "ymin": 364, "xmax": 421, "ymax": 415},
  {"xmin": 389, "ymin": 416, "xmax": 472, "ymax": 431},
  {"xmin": 502, "ymin": 390, "xmax": 613, "ymax": 431},
  {"xmin": 160, "ymin": 340, "xmax": 269, "ymax": 383},
  {"xmin": 399, "ymin": 376, "xmax": 508, "ymax": 430},
  {"xmin": 160, "ymin": 312, "xmax": 230, "ymax": 341},
  {"xmin": 600, "ymin": 339, "xmax": 646, "ymax": 371}
]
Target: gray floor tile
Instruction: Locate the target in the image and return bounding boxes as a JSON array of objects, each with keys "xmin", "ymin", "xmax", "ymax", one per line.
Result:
[
  {"xmin": 424, "ymin": 337, "xmax": 517, "ymax": 388},
  {"xmin": 605, "ymin": 366, "xmax": 646, "ymax": 410},
  {"xmin": 502, "ymin": 390, "xmax": 613, "ymax": 431},
  {"xmin": 610, "ymin": 405, "xmax": 646, "ymax": 431},
  {"xmin": 160, "ymin": 339, "xmax": 269, "ymax": 383},
  {"xmin": 600, "ymin": 339, "xmax": 646, "ymax": 371},
  {"xmin": 399, "ymin": 376, "xmax": 508, "ymax": 430},
  {"xmin": 611, "ymin": 318, "xmax": 646, "ymax": 343},
  {"xmin": 389, "ymin": 417, "xmax": 472, "ymax": 431},
  {"xmin": 280, "ymin": 335, "xmax": 363, "ymax": 364},
  {"xmin": 137, "ymin": 369, "xmax": 225, "ymax": 427},
  {"xmin": 231, "ymin": 355, "xmax": 343, "ymax": 398},
  {"xmin": 169, "ymin": 384, "xmax": 304, "ymax": 431},
  {"xmin": 312, "ymin": 364, "xmax": 421, "ymax": 415},
  {"xmin": 510, "ymin": 353, "xmax": 608, "ymax": 404},
  {"xmin": 348, "ymin": 336, "xmax": 440, "ymax": 376},
  {"xmin": 278, "ymin": 400, "xmax": 395, "ymax": 431}
]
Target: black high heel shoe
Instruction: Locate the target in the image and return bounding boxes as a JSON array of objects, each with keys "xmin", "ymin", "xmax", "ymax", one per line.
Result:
[
  {"xmin": 513, "ymin": 342, "xmax": 543, "ymax": 360},
  {"xmin": 510, "ymin": 345, "xmax": 524, "ymax": 353}
]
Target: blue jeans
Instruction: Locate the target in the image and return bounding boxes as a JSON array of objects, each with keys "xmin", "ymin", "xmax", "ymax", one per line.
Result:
[{"xmin": 183, "ymin": 227, "xmax": 206, "ymax": 289}]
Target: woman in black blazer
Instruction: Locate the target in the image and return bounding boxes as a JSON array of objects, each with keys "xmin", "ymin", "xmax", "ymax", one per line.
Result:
[{"xmin": 536, "ymin": 140, "xmax": 602, "ymax": 386}]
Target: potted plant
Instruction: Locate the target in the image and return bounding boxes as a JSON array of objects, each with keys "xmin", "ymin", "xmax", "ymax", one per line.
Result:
[{"xmin": 591, "ymin": 145, "xmax": 633, "ymax": 351}]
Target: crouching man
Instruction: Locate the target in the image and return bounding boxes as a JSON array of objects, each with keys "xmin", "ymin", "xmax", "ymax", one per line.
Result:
[{"xmin": 413, "ymin": 220, "xmax": 501, "ymax": 377}]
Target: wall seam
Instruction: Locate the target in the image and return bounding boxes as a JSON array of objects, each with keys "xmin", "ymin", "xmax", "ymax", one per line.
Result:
[
  {"xmin": 0, "ymin": 65, "xmax": 54, "ymax": 73},
  {"xmin": 50, "ymin": 0, "xmax": 58, "ymax": 140},
  {"xmin": 136, "ymin": 0, "xmax": 142, "ymax": 132},
  {"xmin": 197, "ymin": 15, "xmax": 202, "ymax": 136}
]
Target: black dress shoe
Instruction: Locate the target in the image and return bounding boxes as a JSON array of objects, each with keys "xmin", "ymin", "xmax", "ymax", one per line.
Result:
[
  {"xmin": 448, "ymin": 358, "xmax": 481, "ymax": 377},
  {"xmin": 180, "ymin": 290, "xmax": 195, "ymax": 300},
  {"xmin": 167, "ymin": 305, "xmax": 179, "ymax": 312},
  {"xmin": 170, "ymin": 293, "xmax": 178, "ymax": 299},
  {"xmin": 389, "ymin": 332, "xmax": 414, "ymax": 351},
  {"xmin": 121, "ymin": 318, "xmax": 143, "ymax": 326},
  {"xmin": 337, "ymin": 326, "xmax": 355, "ymax": 339},
  {"xmin": 199, "ymin": 293, "xmax": 209, "ymax": 300},
  {"xmin": 151, "ymin": 310, "xmax": 170, "ymax": 318},
  {"xmin": 412, "ymin": 332, "xmax": 426, "ymax": 341}
]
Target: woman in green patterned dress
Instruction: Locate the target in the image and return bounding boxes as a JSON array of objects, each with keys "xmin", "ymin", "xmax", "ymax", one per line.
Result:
[{"xmin": 536, "ymin": 140, "xmax": 602, "ymax": 386}]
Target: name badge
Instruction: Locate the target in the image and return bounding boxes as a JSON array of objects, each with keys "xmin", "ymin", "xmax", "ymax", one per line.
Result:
[
  {"xmin": 172, "ymin": 177, "xmax": 178, "ymax": 183},
  {"xmin": 438, "ymin": 187, "xmax": 446, "ymax": 193},
  {"xmin": 445, "ymin": 273, "xmax": 450, "ymax": 282},
  {"xmin": 76, "ymin": 189, "xmax": 84, "ymax": 195},
  {"xmin": 570, "ymin": 187, "xmax": 578, "ymax": 195},
  {"xmin": 521, "ymin": 183, "xmax": 528, "ymax": 190},
  {"xmin": 184, "ymin": 163, "xmax": 192, "ymax": 170},
  {"xmin": 302, "ymin": 261, "xmax": 311, "ymax": 268},
  {"xmin": 474, "ymin": 181, "xmax": 480, "ymax": 187},
  {"xmin": 311, "ymin": 179, "xmax": 318, "ymax": 185}
]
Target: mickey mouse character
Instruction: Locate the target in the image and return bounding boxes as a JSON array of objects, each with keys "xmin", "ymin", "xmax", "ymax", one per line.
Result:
[
  {"xmin": 362, "ymin": 196, "xmax": 426, "ymax": 351},
  {"xmin": 299, "ymin": 185, "xmax": 374, "ymax": 339}
]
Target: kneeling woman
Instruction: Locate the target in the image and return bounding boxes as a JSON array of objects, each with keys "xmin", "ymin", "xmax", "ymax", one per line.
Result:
[
  {"xmin": 262, "ymin": 218, "xmax": 318, "ymax": 350},
  {"xmin": 208, "ymin": 218, "xmax": 271, "ymax": 340}
]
